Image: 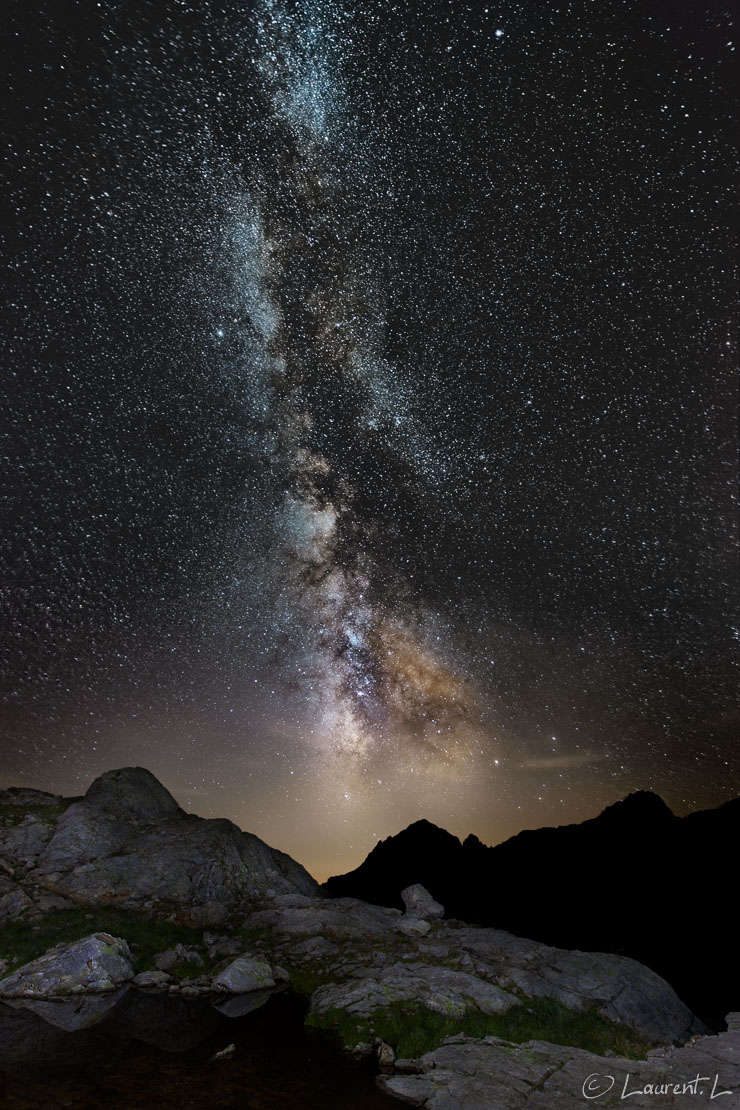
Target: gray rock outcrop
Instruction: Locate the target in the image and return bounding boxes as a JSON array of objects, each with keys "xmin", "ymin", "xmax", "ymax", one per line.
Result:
[
  {"xmin": 0, "ymin": 933, "xmax": 133, "ymax": 998},
  {"xmin": 401, "ymin": 884, "xmax": 445, "ymax": 920},
  {"xmin": 1, "ymin": 767, "xmax": 321, "ymax": 923},
  {"xmin": 132, "ymin": 970, "xmax": 170, "ymax": 988},
  {"xmin": 379, "ymin": 1022, "xmax": 740, "ymax": 1108},
  {"xmin": 153, "ymin": 944, "xmax": 203, "ymax": 972},
  {"xmin": 211, "ymin": 957, "xmax": 275, "ymax": 993},
  {"xmin": 0, "ymin": 877, "xmax": 32, "ymax": 923},
  {"xmin": 0, "ymin": 767, "xmax": 718, "ymax": 1105},
  {"xmin": 398, "ymin": 917, "xmax": 432, "ymax": 937},
  {"xmin": 312, "ymin": 964, "xmax": 518, "ymax": 1019},
  {"xmin": 439, "ymin": 924, "xmax": 699, "ymax": 1045},
  {"xmin": 240, "ymin": 895, "xmax": 702, "ymax": 1046},
  {"xmin": 244, "ymin": 892, "xmax": 403, "ymax": 938}
]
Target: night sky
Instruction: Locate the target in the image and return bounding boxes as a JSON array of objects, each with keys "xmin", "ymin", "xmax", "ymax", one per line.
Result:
[{"xmin": 2, "ymin": 0, "xmax": 737, "ymax": 880}]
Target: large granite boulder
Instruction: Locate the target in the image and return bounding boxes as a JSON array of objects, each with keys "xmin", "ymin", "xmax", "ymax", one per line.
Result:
[
  {"xmin": 0, "ymin": 933, "xmax": 133, "ymax": 998},
  {"xmin": 0, "ymin": 876, "xmax": 32, "ymax": 923},
  {"xmin": 211, "ymin": 957, "xmax": 275, "ymax": 993},
  {"xmin": 436, "ymin": 924, "xmax": 700, "ymax": 1045},
  {"xmin": 401, "ymin": 884, "xmax": 444, "ymax": 920},
  {"xmin": 17, "ymin": 767, "xmax": 321, "ymax": 921}
]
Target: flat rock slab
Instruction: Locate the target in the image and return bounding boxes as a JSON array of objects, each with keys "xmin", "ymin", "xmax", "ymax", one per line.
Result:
[
  {"xmin": 0, "ymin": 933, "xmax": 133, "ymax": 998},
  {"xmin": 433, "ymin": 925, "xmax": 700, "ymax": 1044},
  {"xmin": 132, "ymin": 970, "xmax": 171, "ymax": 988},
  {"xmin": 311, "ymin": 963, "xmax": 518, "ymax": 1020},
  {"xmin": 398, "ymin": 918, "xmax": 432, "ymax": 937},
  {"xmin": 379, "ymin": 1024, "xmax": 740, "ymax": 1108},
  {"xmin": 245, "ymin": 893, "xmax": 402, "ymax": 938}
]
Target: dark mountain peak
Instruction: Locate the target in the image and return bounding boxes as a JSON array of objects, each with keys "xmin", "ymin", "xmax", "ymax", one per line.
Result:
[
  {"xmin": 679, "ymin": 795, "xmax": 740, "ymax": 838},
  {"xmin": 323, "ymin": 793, "xmax": 737, "ymax": 1022},
  {"xmin": 390, "ymin": 818, "xmax": 461, "ymax": 847},
  {"xmin": 598, "ymin": 790, "xmax": 675, "ymax": 823},
  {"xmin": 325, "ymin": 818, "xmax": 462, "ymax": 902},
  {"xmin": 84, "ymin": 766, "xmax": 183, "ymax": 821},
  {"xmin": 406, "ymin": 818, "xmax": 450, "ymax": 833},
  {"xmin": 364, "ymin": 818, "xmax": 461, "ymax": 862}
]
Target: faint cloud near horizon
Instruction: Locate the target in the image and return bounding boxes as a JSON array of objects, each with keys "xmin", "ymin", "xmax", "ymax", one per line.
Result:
[{"xmin": 522, "ymin": 753, "xmax": 608, "ymax": 770}]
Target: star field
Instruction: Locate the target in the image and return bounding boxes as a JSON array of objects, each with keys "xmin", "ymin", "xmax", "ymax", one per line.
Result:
[{"xmin": 2, "ymin": 0, "xmax": 737, "ymax": 878}]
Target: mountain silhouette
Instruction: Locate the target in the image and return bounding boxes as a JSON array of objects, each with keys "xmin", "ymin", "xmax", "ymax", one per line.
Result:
[{"xmin": 325, "ymin": 793, "xmax": 739, "ymax": 1026}]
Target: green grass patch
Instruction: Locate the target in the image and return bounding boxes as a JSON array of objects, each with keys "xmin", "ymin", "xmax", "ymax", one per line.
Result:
[
  {"xmin": 165, "ymin": 953, "xmax": 224, "ymax": 980},
  {"xmin": 229, "ymin": 925, "xmax": 275, "ymax": 951},
  {"xmin": 286, "ymin": 963, "xmax": 340, "ymax": 996},
  {"xmin": 307, "ymin": 996, "xmax": 651, "ymax": 1060},
  {"xmin": 0, "ymin": 907, "xmax": 203, "ymax": 970},
  {"xmin": 0, "ymin": 802, "xmax": 70, "ymax": 826}
]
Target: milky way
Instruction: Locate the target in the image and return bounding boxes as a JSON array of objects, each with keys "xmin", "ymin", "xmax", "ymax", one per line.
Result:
[{"xmin": 2, "ymin": 0, "xmax": 737, "ymax": 876}]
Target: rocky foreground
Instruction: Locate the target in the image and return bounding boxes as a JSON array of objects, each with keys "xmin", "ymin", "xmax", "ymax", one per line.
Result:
[
  {"xmin": 378, "ymin": 1018, "xmax": 740, "ymax": 1109},
  {"xmin": 1, "ymin": 768, "xmax": 738, "ymax": 1108},
  {"xmin": 0, "ymin": 767, "xmax": 319, "ymax": 927}
]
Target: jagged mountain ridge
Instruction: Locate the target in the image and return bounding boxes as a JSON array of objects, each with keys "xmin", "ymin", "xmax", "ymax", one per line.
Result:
[{"xmin": 325, "ymin": 792, "xmax": 740, "ymax": 1023}]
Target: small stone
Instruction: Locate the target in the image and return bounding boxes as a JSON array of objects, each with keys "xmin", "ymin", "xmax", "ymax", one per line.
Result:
[
  {"xmin": 209, "ymin": 1043, "xmax": 236, "ymax": 1062},
  {"xmin": 132, "ymin": 969, "xmax": 170, "ymax": 988},
  {"xmin": 394, "ymin": 1058, "xmax": 426, "ymax": 1074},
  {"xmin": 34, "ymin": 893, "xmax": 72, "ymax": 913},
  {"xmin": 153, "ymin": 949, "xmax": 178, "ymax": 971},
  {"xmin": 203, "ymin": 933, "xmax": 242, "ymax": 959},
  {"xmin": 0, "ymin": 886, "xmax": 33, "ymax": 922},
  {"xmin": 377, "ymin": 1041, "xmax": 396, "ymax": 1071},
  {"xmin": 397, "ymin": 917, "xmax": 431, "ymax": 937},
  {"xmin": 181, "ymin": 948, "xmax": 203, "ymax": 967},
  {"xmin": 418, "ymin": 944, "xmax": 449, "ymax": 958}
]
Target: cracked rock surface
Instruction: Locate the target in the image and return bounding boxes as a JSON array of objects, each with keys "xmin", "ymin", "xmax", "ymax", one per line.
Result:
[
  {"xmin": 312, "ymin": 963, "xmax": 517, "ymax": 1019},
  {"xmin": 378, "ymin": 1020, "xmax": 740, "ymax": 1108},
  {"xmin": 0, "ymin": 933, "xmax": 133, "ymax": 998},
  {"xmin": 1, "ymin": 768, "xmax": 321, "ymax": 925},
  {"xmin": 242, "ymin": 895, "xmax": 704, "ymax": 1046}
]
